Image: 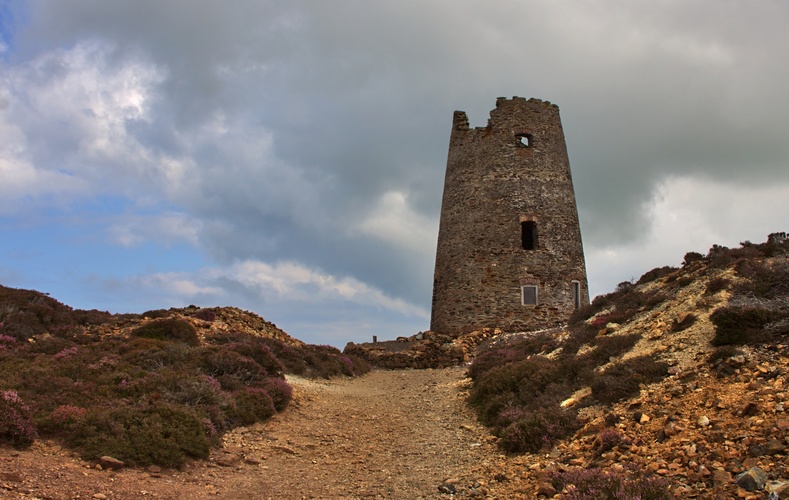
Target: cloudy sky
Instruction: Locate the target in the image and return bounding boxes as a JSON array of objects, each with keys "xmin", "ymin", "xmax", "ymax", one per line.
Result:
[{"xmin": 1, "ymin": 1, "xmax": 788, "ymax": 346}]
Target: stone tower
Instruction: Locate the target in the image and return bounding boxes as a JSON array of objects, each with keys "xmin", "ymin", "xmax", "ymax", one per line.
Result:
[{"xmin": 430, "ymin": 97, "xmax": 589, "ymax": 335}]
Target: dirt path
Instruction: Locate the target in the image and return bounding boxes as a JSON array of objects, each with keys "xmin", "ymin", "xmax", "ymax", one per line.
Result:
[{"xmin": 1, "ymin": 367, "xmax": 503, "ymax": 499}]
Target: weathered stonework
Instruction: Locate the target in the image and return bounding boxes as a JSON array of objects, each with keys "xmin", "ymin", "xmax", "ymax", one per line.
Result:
[{"xmin": 430, "ymin": 97, "xmax": 589, "ymax": 335}]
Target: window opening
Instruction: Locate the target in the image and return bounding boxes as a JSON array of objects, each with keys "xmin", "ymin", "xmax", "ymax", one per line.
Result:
[
  {"xmin": 521, "ymin": 220, "xmax": 537, "ymax": 250},
  {"xmin": 521, "ymin": 285, "xmax": 538, "ymax": 306},
  {"xmin": 572, "ymin": 280, "xmax": 581, "ymax": 309},
  {"xmin": 517, "ymin": 134, "xmax": 532, "ymax": 147}
]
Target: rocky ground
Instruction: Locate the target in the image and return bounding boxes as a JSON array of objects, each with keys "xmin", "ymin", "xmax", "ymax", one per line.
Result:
[{"xmin": 2, "ymin": 345, "xmax": 789, "ymax": 499}]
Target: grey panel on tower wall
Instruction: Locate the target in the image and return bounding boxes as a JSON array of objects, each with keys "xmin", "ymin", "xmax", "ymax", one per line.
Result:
[{"xmin": 430, "ymin": 97, "xmax": 589, "ymax": 335}]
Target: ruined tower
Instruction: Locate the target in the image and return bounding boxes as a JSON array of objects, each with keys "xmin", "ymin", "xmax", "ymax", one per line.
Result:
[{"xmin": 430, "ymin": 97, "xmax": 589, "ymax": 335}]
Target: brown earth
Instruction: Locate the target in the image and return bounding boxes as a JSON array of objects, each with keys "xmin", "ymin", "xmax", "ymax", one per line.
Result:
[{"xmin": 0, "ymin": 367, "xmax": 510, "ymax": 499}]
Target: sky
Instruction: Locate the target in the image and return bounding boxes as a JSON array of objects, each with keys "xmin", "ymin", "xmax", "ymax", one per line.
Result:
[{"xmin": 1, "ymin": 1, "xmax": 788, "ymax": 347}]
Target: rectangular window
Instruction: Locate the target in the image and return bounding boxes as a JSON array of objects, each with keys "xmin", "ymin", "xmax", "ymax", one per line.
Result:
[
  {"xmin": 572, "ymin": 281, "xmax": 581, "ymax": 309},
  {"xmin": 521, "ymin": 285, "xmax": 538, "ymax": 306},
  {"xmin": 521, "ymin": 221, "xmax": 537, "ymax": 250}
]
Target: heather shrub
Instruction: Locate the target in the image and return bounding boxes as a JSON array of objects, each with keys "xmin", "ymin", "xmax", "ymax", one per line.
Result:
[
  {"xmin": 256, "ymin": 377, "xmax": 293, "ymax": 412},
  {"xmin": 0, "ymin": 390, "xmax": 37, "ymax": 448},
  {"xmin": 563, "ymin": 324, "xmax": 598, "ymax": 355},
  {"xmin": 141, "ymin": 309, "xmax": 170, "ymax": 319},
  {"xmin": 710, "ymin": 306, "xmax": 778, "ymax": 345},
  {"xmin": 597, "ymin": 428, "xmax": 623, "ymax": 452},
  {"xmin": 469, "ymin": 356, "xmax": 558, "ymax": 425},
  {"xmin": 161, "ymin": 373, "xmax": 224, "ymax": 407},
  {"xmin": 67, "ymin": 403, "xmax": 210, "ymax": 467},
  {"xmin": 568, "ymin": 303, "xmax": 597, "ymax": 325},
  {"xmin": 467, "ymin": 332, "xmax": 556, "ymax": 379},
  {"xmin": 636, "ymin": 266, "xmax": 678, "ymax": 285},
  {"xmin": 498, "ymin": 406, "xmax": 579, "ymax": 453},
  {"xmin": 228, "ymin": 387, "xmax": 275, "ymax": 425},
  {"xmin": 584, "ymin": 333, "xmax": 641, "ymax": 367},
  {"xmin": 226, "ymin": 339, "xmax": 285, "ymax": 378},
  {"xmin": 0, "ymin": 333, "xmax": 17, "ymax": 351},
  {"xmin": 120, "ymin": 338, "xmax": 194, "ymax": 370},
  {"xmin": 551, "ymin": 467, "xmax": 670, "ymax": 500},
  {"xmin": 705, "ymin": 277, "xmax": 730, "ymax": 295},
  {"xmin": 191, "ymin": 308, "xmax": 217, "ymax": 322},
  {"xmin": 40, "ymin": 405, "xmax": 88, "ymax": 435},
  {"xmin": 201, "ymin": 348, "xmax": 267, "ymax": 390},
  {"xmin": 734, "ymin": 258, "xmax": 789, "ymax": 299},
  {"xmin": 591, "ymin": 355, "xmax": 668, "ymax": 404},
  {"xmin": 682, "ymin": 251, "xmax": 705, "ymax": 266},
  {"xmin": 132, "ymin": 318, "xmax": 199, "ymax": 346}
]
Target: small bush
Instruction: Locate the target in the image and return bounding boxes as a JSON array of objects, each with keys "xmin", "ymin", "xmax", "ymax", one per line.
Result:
[
  {"xmin": 142, "ymin": 309, "xmax": 170, "ymax": 319},
  {"xmin": 201, "ymin": 348, "xmax": 267, "ymax": 389},
  {"xmin": 682, "ymin": 251, "xmax": 705, "ymax": 266},
  {"xmin": 228, "ymin": 388, "xmax": 275, "ymax": 425},
  {"xmin": 587, "ymin": 334, "xmax": 641, "ymax": 366},
  {"xmin": 191, "ymin": 309, "xmax": 217, "ymax": 322},
  {"xmin": 551, "ymin": 467, "xmax": 670, "ymax": 500},
  {"xmin": 591, "ymin": 355, "xmax": 668, "ymax": 404},
  {"xmin": 705, "ymin": 277, "xmax": 730, "ymax": 295},
  {"xmin": 597, "ymin": 428, "xmax": 623, "ymax": 452},
  {"xmin": 499, "ymin": 407, "xmax": 579, "ymax": 453},
  {"xmin": 0, "ymin": 390, "xmax": 37, "ymax": 448},
  {"xmin": 467, "ymin": 332, "xmax": 555, "ymax": 379},
  {"xmin": 226, "ymin": 339, "xmax": 285, "ymax": 378},
  {"xmin": 67, "ymin": 403, "xmax": 210, "ymax": 467},
  {"xmin": 255, "ymin": 377, "xmax": 292, "ymax": 412},
  {"xmin": 636, "ymin": 266, "xmax": 678, "ymax": 285},
  {"xmin": 132, "ymin": 318, "xmax": 199, "ymax": 346},
  {"xmin": 710, "ymin": 306, "xmax": 778, "ymax": 345}
]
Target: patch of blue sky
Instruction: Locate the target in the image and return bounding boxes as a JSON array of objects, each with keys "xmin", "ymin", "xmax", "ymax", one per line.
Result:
[
  {"xmin": 0, "ymin": 1, "xmax": 26, "ymax": 59},
  {"xmin": 0, "ymin": 208, "xmax": 207, "ymax": 312}
]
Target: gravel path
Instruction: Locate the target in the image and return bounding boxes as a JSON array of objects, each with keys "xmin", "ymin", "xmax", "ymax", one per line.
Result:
[{"xmin": 1, "ymin": 367, "xmax": 500, "ymax": 499}]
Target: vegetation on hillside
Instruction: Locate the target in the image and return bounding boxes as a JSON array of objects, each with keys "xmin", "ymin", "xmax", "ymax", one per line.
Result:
[
  {"xmin": 466, "ymin": 232, "xmax": 788, "ymax": 497},
  {"xmin": 0, "ymin": 289, "xmax": 370, "ymax": 467}
]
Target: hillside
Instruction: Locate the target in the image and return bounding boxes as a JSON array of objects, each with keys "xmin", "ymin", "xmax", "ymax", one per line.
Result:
[{"xmin": 1, "ymin": 232, "xmax": 788, "ymax": 498}]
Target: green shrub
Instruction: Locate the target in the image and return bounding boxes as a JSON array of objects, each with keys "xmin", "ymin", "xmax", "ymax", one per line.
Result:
[
  {"xmin": 682, "ymin": 251, "xmax": 704, "ymax": 266},
  {"xmin": 131, "ymin": 318, "xmax": 199, "ymax": 346},
  {"xmin": 710, "ymin": 306, "xmax": 778, "ymax": 345},
  {"xmin": 636, "ymin": 266, "xmax": 678, "ymax": 285},
  {"xmin": 469, "ymin": 356, "xmax": 558, "ymax": 425},
  {"xmin": 585, "ymin": 333, "xmax": 641, "ymax": 367},
  {"xmin": 591, "ymin": 355, "xmax": 668, "ymax": 404},
  {"xmin": 67, "ymin": 403, "xmax": 210, "ymax": 468},
  {"xmin": 705, "ymin": 277, "xmax": 730, "ymax": 295}
]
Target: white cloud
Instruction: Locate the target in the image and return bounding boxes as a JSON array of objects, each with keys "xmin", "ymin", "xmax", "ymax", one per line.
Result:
[
  {"xmin": 0, "ymin": 40, "xmax": 170, "ymax": 204},
  {"xmin": 106, "ymin": 212, "xmax": 202, "ymax": 248},
  {"xmin": 356, "ymin": 190, "xmax": 438, "ymax": 257},
  {"xmin": 586, "ymin": 175, "xmax": 789, "ymax": 298},
  {"xmin": 223, "ymin": 260, "xmax": 429, "ymax": 318}
]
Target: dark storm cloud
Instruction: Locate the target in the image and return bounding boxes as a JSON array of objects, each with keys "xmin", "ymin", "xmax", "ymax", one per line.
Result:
[{"xmin": 5, "ymin": 0, "xmax": 789, "ymax": 321}]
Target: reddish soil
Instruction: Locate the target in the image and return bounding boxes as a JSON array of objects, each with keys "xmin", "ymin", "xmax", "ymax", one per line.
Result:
[{"xmin": 1, "ymin": 367, "xmax": 502, "ymax": 499}]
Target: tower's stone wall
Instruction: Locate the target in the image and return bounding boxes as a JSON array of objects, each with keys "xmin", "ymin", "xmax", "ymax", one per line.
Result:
[{"xmin": 430, "ymin": 97, "xmax": 589, "ymax": 335}]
